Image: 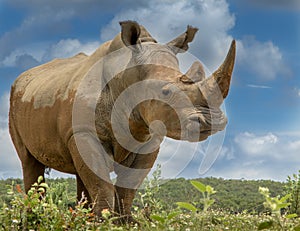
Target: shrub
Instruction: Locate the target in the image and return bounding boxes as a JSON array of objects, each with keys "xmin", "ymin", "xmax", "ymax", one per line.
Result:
[{"xmin": 285, "ymin": 170, "xmax": 300, "ymax": 216}]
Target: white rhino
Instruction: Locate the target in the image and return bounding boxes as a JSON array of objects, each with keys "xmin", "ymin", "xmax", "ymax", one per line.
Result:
[{"xmin": 9, "ymin": 21, "xmax": 235, "ymax": 223}]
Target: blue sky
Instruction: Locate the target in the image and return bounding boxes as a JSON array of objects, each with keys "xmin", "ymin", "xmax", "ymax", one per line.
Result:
[{"xmin": 0, "ymin": 0, "xmax": 299, "ymax": 181}]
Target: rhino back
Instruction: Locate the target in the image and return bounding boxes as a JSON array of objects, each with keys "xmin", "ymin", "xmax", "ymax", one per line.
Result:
[{"xmin": 9, "ymin": 41, "xmax": 112, "ymax": 172}]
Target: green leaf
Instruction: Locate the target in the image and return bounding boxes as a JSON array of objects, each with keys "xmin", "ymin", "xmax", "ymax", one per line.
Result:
[
  {"xmin": 151, "ymin": 214, "xmax": 165, "ymax": 223},
  {"xmin": 38, "ymin": 187, "xmax": 45, "ymax": 193},
  {"xmin": 285, "ymin": 213, "xmax": 298, "ymax": 219},
  {"xmin": 167, "ymin": 211, "xmax": 181, "ymax": 220},
  {"xmin": 206, "ymin": 199, "xmax": 215, "ymax": 207},
  {"xmin": 279, "ymin": 194, "xmax": 291, "ymax": 203},
  {"xmin": 7, "ymin": 190, "xmax": 13, "ymax": 195},
  {"xmin": 211, "ymin": 217, "xmax": 221, "ymax": 225},
  {"xmin": 39, "ymin": 183, "xmax": 49, "ymax": 189},
  {"xmin": 190, "ymin": 180, "xmax": 206, "ymax": 193},
  {"xmin": 277, "ymin": 202, "xmax": 290, "ymax": 209},
  {"xmin": 37, "ymin": 176, "xmax": 44, "ymax": 183},
  {"xmin": 294, "ymin": 225, "xmax": 300, "ymax": 231},
  {"xmin": 257, "ymin": 220, "xmax": 273, "ymax": 230},
  {"xmin": 206, "ymin": 185, "xmax": 216, "ymax": 194},
  {"xmin": 176, "ymin": 202, "xmax": 197, "ymax": 212}
]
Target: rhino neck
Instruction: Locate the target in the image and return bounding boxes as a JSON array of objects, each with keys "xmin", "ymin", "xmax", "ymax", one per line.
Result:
[
  {"xmin": 95, "ymin": 83, "xmax": 150, "ymax": 140},
  {"xmin": 129, "ymin": 108, "xmax": 151, "ymax": 142}
]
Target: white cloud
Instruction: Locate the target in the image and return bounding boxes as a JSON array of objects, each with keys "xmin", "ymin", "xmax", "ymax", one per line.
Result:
[
  {"xmin": 0, "ymin": 7, "xmax": 75, "ymax": 62},
  {"xmin": 2, "ymin": 50, "xmax": 23, "ymax": 67},
  {"xmin": 296, "ymin": 88, "xmax": 300, "ymax": 97},
  {"xmin": 0, "ymin": 0, "xmax": 288, "ymax": 81},
  {"xmin": 0, "ymin": 92, "xmax": 9, "ymax": 128},
  {"xmin": 219, "ymin": 145, "xmax": 235, "ymax": 160},
  {"xmin": 234, "ymin": 131, "xmax": 300, "ymax": 170},
  {"xmin": 100, "ymin": 0, "xmax": 288, "ymax": 80},
  {"xmin": 0, "ymin": 127, "xmax": 22, "ymax": 179},
  {"xmin": 42, "ymin": 39, "xmax": 100, "ymax": 61},
  {"xmin": 2, "ymin": 52, "xmax": 41, "ymax": 71},
  {"xmin": 237, "ymin": 37, "xmax": 290, "ymax": 80},
  {"xmin": 203, "ymin": 131, "xmax": 300, "ymax": 181},
  {"xmin": 100, "ymin": 0, "xmax": 235, "ymax": 71},
  {"xmin": 154, "ymin": 129, "xmax": 228, "ymax": 179},
  {"xmin": 234, "ymin": 132, "xmax": 278, "ymax": 156},
  {"xmin": 247, "ymin": 84, "xmax": 272, "ymax": 89},
  {"xmin": 154, "ymin": 137, "xmax": 202, "ymax": 179},
  {"xmin": 1, "ymin": 43, "xmax": 47, "ymax": 67},
  {"xmin": 287, "ymin": 139, "xmax": 300, "ymax": 151},
  {"xmin": 0, "ymin": 92, "xmax": 9, "ymax": 117},
  {"xmin": 1, "ymin": 39, "xmax": 100, "ymax": 68},
  {"xmin": 0, "ymin": 92, "xmax": 22, "ymax": 179},
  {"xmin": 207, "ymin": 165, "xmax": 284, "ymax": 181},
  {"xmin": 0, "ymin": 0, "xmax": 140, "ymax": 64}
]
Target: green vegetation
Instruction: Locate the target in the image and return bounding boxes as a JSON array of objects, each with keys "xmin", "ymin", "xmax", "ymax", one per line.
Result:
[
  {"xmin": 285, "ymin": 170, "xmax": 300, "ymax": 216},
  {"xmin": 150, "ymin": 176, "xmax": 285, "ymax": 214},
  {"xmin": 0, "ymin": 169, "xmax": 300, "ymax": 230}
]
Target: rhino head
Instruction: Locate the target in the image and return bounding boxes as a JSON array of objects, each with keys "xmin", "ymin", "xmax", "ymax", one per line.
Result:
[{"xmin": 109, "ymin": 21, "xmax": 235, "ymax": 151}]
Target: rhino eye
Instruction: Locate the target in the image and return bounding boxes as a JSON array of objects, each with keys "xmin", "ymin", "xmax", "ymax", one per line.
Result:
[{"xmin": 162, "ymin": 88, "xmax": 171, "ymax": 96}]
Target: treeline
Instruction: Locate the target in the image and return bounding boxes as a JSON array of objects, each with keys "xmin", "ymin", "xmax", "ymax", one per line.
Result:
[
  {"xmin": 154, "ymin": 177, "xmax": 285, "ymax": 213},
  {"xmin": 0, "ymin": 177, "xmax": 285, "ymax": 214}
]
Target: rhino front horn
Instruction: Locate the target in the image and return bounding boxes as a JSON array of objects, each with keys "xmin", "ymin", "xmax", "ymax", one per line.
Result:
[{"xmin": 212, "ymin": 40, "xmax": 236, "ymax": 99}]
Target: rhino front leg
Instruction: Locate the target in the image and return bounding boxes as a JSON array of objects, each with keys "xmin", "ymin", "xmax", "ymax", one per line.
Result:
[
  {"xmin": 114, "ymin": 151, "xmax": 159, "ymax": 222},
  {"xmin": 68, "ymin": 134, "xmax": 115, "ymax": 215}
]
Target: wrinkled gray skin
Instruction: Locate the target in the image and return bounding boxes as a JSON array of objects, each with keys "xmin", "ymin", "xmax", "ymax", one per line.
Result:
[{"xmin": 9, "ymin": 21, "xmax": 235, "ymax": 223}]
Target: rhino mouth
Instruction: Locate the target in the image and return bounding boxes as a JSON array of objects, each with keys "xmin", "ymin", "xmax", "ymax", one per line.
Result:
[{"xmin": 183, "ymin": 109, "xmax": 227, "ymax": 141}]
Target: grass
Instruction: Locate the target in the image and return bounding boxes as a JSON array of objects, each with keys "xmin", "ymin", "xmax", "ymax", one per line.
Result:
[{"xmin": 1, "ymin": 172, "xmax": 300, "ymax": 230}]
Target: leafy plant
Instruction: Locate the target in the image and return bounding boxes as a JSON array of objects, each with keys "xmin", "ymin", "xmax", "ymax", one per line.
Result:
[
  {"xmin": 177, "ymin": 180, "xmax": 216, "ymax": 213},
  {"xmin": 1, "ymin": 174, "xmax": 300, "ymax": 230},
  {"xmin": 285, "ymin": 170, "xmax": 300, "ymax": 216},
  {"xmin": 135, "ymin": 164, "xmax": 164, "ymax": 214},
  {"xmin": 258, "ymin": 186, "xmax": 297, "ymax": 230},
  {"xmin": 0, "ymin": 176, "xmax": 100, "ymax": 230}
]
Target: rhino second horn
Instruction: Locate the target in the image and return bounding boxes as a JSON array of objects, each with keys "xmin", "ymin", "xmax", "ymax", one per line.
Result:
[
  {"xmin": 180, "ymin": 61, "xmax": 206, "ymax": 84},
  {"xmin": 212, "ymin": 40, "xmax": 236, "ymax": 99}
]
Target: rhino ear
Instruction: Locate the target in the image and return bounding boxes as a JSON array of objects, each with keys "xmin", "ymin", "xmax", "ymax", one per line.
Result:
[
  {"xmin": 167, "ymin": 26, "xmax": 198, "ymax": 54},
  {"xmin": 119, "ymin": 21, "xmax": 141, "ymax": 47}
]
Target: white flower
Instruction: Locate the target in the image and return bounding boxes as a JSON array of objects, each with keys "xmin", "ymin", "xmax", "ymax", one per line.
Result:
[{"xmin": 259, "ymin": 187, "xmax": 269, "ymax": 195}]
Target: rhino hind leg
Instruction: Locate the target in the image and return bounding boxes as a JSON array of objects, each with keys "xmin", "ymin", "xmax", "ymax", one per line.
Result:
[
  {"xmin": 21, "ymin": 150, "xmax": 46, "ymax": 193},
  {"xmin": 76, "ymin": 174, "xmax": 91, "ymax": 203},
  {"xmin": 9, "ymin": 121, "xmax": 45, "ymax": 193}
]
